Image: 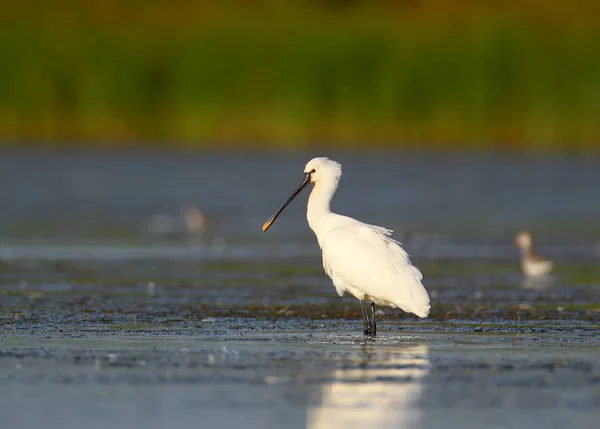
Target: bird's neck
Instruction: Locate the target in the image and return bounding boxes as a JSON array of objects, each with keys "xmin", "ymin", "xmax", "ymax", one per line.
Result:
[
  {"xmin": 307, "ymin": 178, "xmax": 338, "ymax": 241},
  {"xmin": 520, "ymin": 246, "xmax": 532, "ymax": 258}
]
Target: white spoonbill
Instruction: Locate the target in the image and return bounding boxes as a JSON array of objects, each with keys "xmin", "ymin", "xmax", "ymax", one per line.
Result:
[
  {"xmin": 262, "ymin": 157, "xmax": 430, "ymax": 335},
  {"xmin": 514, "ymin": 231, "xmax": 553, "ymax": 277}
]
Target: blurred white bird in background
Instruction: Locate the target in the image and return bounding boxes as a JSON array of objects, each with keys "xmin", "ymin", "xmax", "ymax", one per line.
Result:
[
  {"xmin": 514, "ymin": 231, "xmax": 553, "ymax": 277},
  {"xmin": 182, "ymin": 205, "xmax": 209, "ymax": 236},
  {"xmin": 262, "ymin": 157, "xmax": 430, "ymax": 335},
  {"xmin": 183, "ymin": 205, "xmax": 226, "ymax": 251},
  {"xmin": 148, "ymin": 205, "xmax": 210, "ymax": 236},
  {"xmin": 147, "ymin": 205, "xmax": 225, "ymax": 251}
]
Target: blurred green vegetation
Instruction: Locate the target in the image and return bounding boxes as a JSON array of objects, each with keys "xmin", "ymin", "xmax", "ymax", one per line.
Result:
[{"xmin": 1, "ymin": 0, "xmax": 600, "ymax": 151}]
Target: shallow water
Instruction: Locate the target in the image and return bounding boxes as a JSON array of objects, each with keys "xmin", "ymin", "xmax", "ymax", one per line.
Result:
[
  {"xmin": 2, "ymin": 327, "xmax": 600, "ymax": 429},
  {"xmin": 1, "ymin": 152, "xmax": 600, "ymax": 428}
]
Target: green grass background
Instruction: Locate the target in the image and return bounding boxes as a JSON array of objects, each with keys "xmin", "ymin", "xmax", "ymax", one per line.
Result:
[{"xmin": 1, "ymin": 0, "xmax": 599, "ymax": 151}]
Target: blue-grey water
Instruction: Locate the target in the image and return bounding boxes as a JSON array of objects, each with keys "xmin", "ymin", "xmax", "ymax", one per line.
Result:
[{"xmin": 1, "ymin": 152, "xmax": 600, "ymax": 429}]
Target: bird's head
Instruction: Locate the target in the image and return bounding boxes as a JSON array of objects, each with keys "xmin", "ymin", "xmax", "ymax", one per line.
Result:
[
  {"xmin": 262, "ymin": 157, "xmax": 342, "ymax": 232},
  {"xmin": 303, "ymin": 157, "xmax": 342, "ymax": 184},
  {"xmin": 514, "ymin": 231, "xmax": 532, "ymax": 250}
]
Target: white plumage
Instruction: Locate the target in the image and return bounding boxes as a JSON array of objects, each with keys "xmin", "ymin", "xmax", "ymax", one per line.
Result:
[
  {"xmin": 321, "ymin": 222, "xmax": 430, "ymax": 317},
  {"xmin": 262, "ymin": 157, "xmax": 430, "ymax": 335}
]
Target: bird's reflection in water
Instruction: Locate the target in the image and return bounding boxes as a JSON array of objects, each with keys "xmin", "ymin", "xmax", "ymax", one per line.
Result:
[
  {"xmin": 307, "ymin": 341, "xmax": 429, "ymax": 429},
  {"xmin": 521, "ymin": 274, "xmax": 554, "ymax": 289}
]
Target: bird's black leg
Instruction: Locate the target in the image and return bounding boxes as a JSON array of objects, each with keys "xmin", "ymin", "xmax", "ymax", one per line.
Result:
[
  {"xmin": 370, "ymin": 301, "xmax": 377, "ymax": 336},
  {"xmin": 360, "ymin": 300, "xmax": 370, "ymax": 335}
]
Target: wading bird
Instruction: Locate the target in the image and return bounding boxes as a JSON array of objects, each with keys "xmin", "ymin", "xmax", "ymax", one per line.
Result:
[
  {"xmin": 514, "ymin": 231, "xmax": 553, "ymax": 277},
  {"xmin": 262, "ymin": 157, "xmax": 430, "ymax": 335}
]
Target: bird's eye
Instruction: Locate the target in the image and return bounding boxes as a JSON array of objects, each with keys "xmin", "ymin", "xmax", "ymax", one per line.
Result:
[{"xmin": 311, "ymin": 169, "xmax": 316, "ymax": 174}]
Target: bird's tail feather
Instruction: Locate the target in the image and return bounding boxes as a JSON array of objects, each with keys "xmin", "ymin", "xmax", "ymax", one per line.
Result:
[{"xmin": 412, "ymin": 303, "xmax": 430, "ymax": 318}]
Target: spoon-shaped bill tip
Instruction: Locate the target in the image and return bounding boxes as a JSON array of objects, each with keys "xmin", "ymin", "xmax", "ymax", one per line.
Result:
[{"xmin": 262, "ymin": 218, "xmax": 274, "ymax": 232}]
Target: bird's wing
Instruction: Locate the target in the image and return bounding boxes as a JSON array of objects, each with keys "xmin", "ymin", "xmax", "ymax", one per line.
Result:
[
  {"xmin": 529, "ymin": 251, "xmax": 551, "ymax": 264},
  {"xmin": 322, "ymin": 223, "xmax": 430, "ymax": 317}
]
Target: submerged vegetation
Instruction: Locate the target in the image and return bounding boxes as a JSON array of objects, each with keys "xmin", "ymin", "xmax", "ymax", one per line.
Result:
[{"xmin": 1, "ymin": 0, "xmax": 600, "ymax": 151}]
